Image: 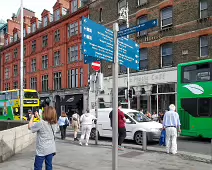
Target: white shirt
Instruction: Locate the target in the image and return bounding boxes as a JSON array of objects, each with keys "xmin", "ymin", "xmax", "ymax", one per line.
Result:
[{"xmin": 80, "ymin": 113, "xmax": 96, "ymax": 125}]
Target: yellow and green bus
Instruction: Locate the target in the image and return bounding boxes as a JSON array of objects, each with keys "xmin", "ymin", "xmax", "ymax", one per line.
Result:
[
  {"xmin": 0, "ymin": 89, "xmax": 41, "ymax": 122},
  {"xmin": 178, "ymin": 59, "xmax": 212, "ymax": 138}
]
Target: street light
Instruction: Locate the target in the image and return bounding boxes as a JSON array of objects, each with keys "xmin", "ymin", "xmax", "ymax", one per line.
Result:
[
  {"xmin": 118, "ymin": 3, "xmax": 130, "ymax": 109},
  {"xmin": 20, "ymin": 0, "xmax": 24, "ymax": 121}
]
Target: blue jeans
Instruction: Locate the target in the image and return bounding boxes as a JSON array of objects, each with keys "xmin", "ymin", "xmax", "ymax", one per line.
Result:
[{"xmin": 34, "ymin": 153, "xmax": 54, "ymax": 170}]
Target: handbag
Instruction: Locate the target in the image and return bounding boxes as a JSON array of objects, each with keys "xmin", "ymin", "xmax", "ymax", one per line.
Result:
[
  {"xmin": 65, "ymin": 118, "xmax": 69, "ymax": 126},
  {"xmin": 50, "ymin": 124, "xmax": 56, "ymax": 156}
]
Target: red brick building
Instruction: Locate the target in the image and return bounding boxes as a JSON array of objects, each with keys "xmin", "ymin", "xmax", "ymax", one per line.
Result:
[{"xmin": 1, "ymin": 0, "xmax": 90, "ymax": 116}]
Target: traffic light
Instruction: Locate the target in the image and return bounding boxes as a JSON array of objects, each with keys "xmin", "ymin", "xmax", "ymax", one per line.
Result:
[{"xmin": 129, "ymin": 89, "xmax": 133, "ymax": 99}]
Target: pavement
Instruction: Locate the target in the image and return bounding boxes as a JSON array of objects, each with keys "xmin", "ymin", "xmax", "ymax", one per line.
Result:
[{"xmin": 0, "ymin": 136, "xmax": 212, "ymax": 170}]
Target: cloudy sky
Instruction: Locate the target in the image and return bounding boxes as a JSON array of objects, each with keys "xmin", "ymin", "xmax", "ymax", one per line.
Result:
[{"xmin": 0, "ymin": 0, "xmax": 56, "ymax": 21}]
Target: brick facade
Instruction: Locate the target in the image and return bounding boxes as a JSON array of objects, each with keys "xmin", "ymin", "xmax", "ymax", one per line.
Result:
[
  {"xmin": 0, "ymin": 0, "xmax": 90, "ymax": 115},
  {"xmin": 89, "ymin": 0, "xmax": 212, "ymax": 77}
]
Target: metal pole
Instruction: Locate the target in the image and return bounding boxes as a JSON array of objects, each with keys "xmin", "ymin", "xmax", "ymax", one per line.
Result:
[
  {"xmin": 142, "ymin": 131, "xmax": 147, "ymax": 151},
  {"xmin": 126, "ymin": 3, "xmax": 130, "ymax": 109},
  {"xmin": 20, "ymin": 0, "xmax": 24, "ymax": 121},
  {"xmin": 95, "ymin": 72, "xmax": 98, "ymax": 145},
  {"xmin": 112, "ymin": 22, "xmax": 119, "ymax": 170},
  {"xmin": 211, "ymin": 139, "xmax": 212, "ymax": 163}
]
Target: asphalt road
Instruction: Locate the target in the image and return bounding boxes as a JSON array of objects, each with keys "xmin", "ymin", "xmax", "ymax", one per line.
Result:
[{"xmin": 65, "ymin": 129, "xmax": 212, "ymax": 156}]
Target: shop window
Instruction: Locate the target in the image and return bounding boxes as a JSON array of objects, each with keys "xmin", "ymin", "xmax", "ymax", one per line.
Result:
[
  {"xmin": 158, "ymin": 83, "xmax": 175, "ymax": 93},
  {"xmin": 182, "ymin": 63, "xmax": 211, "ymax": 83}
]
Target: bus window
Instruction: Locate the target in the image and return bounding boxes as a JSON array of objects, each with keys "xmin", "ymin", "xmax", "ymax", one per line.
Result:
[
  {"xmin": 182, "ymin": 63, "xmax": 211, "ymax": 83},
  {"xmin": 24, "ymin": 92, "xmax": 38, "ymax": 98},
  {"xmin": 198, "ymin": 98, "xmax": 211, "ymax": 117},
  {"xmin": 0, "ymin": 93, "xmax": 6, "ymax": 100},
  {"xmin": 11, "ymin": 91, "xmax": 18, "ymax": 99}
]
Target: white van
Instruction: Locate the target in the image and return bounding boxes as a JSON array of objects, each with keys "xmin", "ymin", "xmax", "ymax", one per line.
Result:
[{"xmin": 90, "ymin": 108, "xmax": 162, "ymax": 145}]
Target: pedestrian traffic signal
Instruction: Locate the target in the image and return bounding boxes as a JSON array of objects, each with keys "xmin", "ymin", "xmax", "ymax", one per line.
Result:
[{"xmin": 129, "ymin": 89, "xmax": 133, "ymax": 99}]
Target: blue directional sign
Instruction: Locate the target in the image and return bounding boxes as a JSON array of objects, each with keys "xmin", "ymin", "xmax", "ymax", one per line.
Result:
[
  {"xmin": 82, "ymin": 17, "xmax": 114, "ymax": 63},
  {"xmin": 118, "ymin": 19, "xmax": 158, "ymax": 38},
  {"xmin": 82, "ymin": 17, "xmax": 140, "ymax": 70}
]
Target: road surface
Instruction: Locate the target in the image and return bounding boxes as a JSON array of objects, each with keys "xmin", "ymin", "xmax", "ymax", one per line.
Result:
[{"xmin": 66, "ymin": 129, "xmax": 212, "ymax": 156}]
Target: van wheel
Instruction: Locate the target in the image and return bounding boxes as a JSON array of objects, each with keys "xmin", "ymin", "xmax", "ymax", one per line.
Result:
[
  {"xmin": 90, "ymin": 128, "xmax": 99, "ymax": 140},
  {"xmin": 134, "ymin": 131, "xmax": 143, "ymax": 145}
]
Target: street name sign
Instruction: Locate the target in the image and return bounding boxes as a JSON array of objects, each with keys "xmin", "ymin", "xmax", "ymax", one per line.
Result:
[
  {"xmin": 118, "ymin": 19, "xmax": 158, "ymax": 38},
  {"xmin": 82, "ymin": 17, "xmax": 140, "ymax": 71}
]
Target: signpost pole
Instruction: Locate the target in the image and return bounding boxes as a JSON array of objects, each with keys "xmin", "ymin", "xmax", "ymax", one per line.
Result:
[
  {"xmin": 112, "ymin": 22, "xmax": 119, "ymax": 170},
  {"xmin": 20, "ymin": 0, "xmax": 24, "ymax": 121},
  {"xmin": 126, "ymin": 2, "xmax": 130, "ymax": 109},
  {"xmin": 95, "ymin": 72, "xmax": 99, "ymax": 145}
]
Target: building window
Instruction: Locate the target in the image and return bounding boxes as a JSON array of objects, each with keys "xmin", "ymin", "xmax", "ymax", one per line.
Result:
[
  {"xmin": 161, "ymin": 7, "xmax": 173, "ymax": 28},
  {"xmin": 119, "ymin": 65, "xmax": 127, "ymax": 74},
  {"xmin": 80, "ymin": 68, "xmax": 83, "ymax": 87},
  {"xmin": 42, "ymin": 55, "xmax": 48, "ymax": 69},
  {"xmin": 140, "ymin": 48, "xmax": 148, "ymax": 70},
  {"xmin": 54, "ymin": 9, "xmax": 60, "ymax": 21},
  {"xmin": 31, "ymin": 58, "xmax": 36, "ymax": 72},
  {"xmin": 71, "ymin": 0, "xmax": 78, "ymax": 13},
  {"xmin": 5, "ymin": 83, "xmax": 10, "ymax": 90},
  {"xmin": 32, "ymin": 40, "xmax": 36, "ymax": 53},
  {"xmin": 200, "ymin": 0, "xmax": 208, "ymax": 18},
  {"xmin": 161, "ymin": 43, "xmax": 173, "ymax": 67},
  {"xmin": 5, "ymin": 39, "xmax": 8, "ymax": 45},
  {"xmin": 68, "ymin": 69, "xmax": 78, "ymax": 88},
  {"xmin": 23, "ymin": 79, "xmax": 26, "ymax": 89},
  {"xmin": 28, "ymin": 26, "xmax": 31, "ymax": 34},
  {"xmin": 200, "ymin": 36, "xmax": 208, "ymax": 57},
  {"xmin": 119, "ymin": 24, "xmax": 127, "ymax": 38},
  {"xmin": 137, "ymin": 0, "xmax": 147, "ymax": 6},
  {"xmin": 5, "ymin": 53, "xmax": 10, "ymax": 62},
  {"xmin": 68, "ymin": 22, "xmax": 78, "ymax": 37},
  {"xmin": 55, "ymin": 30, "xmax": 60, "ymax": 42},
  {"xmin": 79, "ymin": 20, "xmax": 82, "ymax": 33},
  {"xmin": 99, "ymin": 8, "xmax": 103, "ymax": 22},
  {"xmin": 24, "ymin": 44, "xmax": 26, "ymax": 56},
  {"xmin": 42, "ymin": 75, "xmax": 48, "ymax": 92},
  {"xmin": 54, "ymin": 51, "xmax": 60, "ymax": 66},
  {"xmin": 43, "ymin": 16, "xmax": 48, "ymax": 27},
  {"xmin": 137, "ymin": 15, "xmax": 147, "ymax": 37},
  {"xmin": 5, "ymin": 68, "xmax": 10, "ymax": 79},
  {"xmin": 13, "ymin": 65, "xmax": 18, "ymax": 77},
  {"xmin": 23, "ymin": 62, "xmax": 26, "ymax": 75},
  {"xmin": 118, "ymin": 0, "xmax": 126, "ymax": 13},
  {"xmin": 54, "ymin": 72, "xmax": 62, "ymax": 90},
  {"xmin": 80, "ymin": 45, "xmax": 83, "ymax": 60},
  {"xmin": 14, "ymin": 48, "xmax": 18, "ymax": 58},
  {"xmin": 62, "ymin": 8, "xmax": 68, "ymax": 16},
  {"xmin": 32, "ymin": 23, "xmax": 36, "ymax": 33},
  {"xmin": 14, "ymin": 33, "xmax": 18, "ymax": 42},
  {"xmin": 68, "ymin": 46, "xmax": 78, "ymax": 62},
  {"xmin": 13, "ymin": 81, "xmax": 18, "ymax": 89},
  {"xmin": 23, "ymin": 28, "xmax": 26, "ymax": 37},
  {"xmin": 42, "ymin": 35, "xmax": 48, "ymax": 48},
  {"xmin": 30, "ymin": 77, "xmax": 37, "ymax": 90}
]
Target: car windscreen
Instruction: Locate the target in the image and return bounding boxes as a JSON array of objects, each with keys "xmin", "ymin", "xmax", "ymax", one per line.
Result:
[{"xmin": 128, "ymin": 112, "xmax": 151, "ymax": 122}]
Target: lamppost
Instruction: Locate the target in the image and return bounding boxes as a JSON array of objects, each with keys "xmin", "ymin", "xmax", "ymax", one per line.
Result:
[
  {"xmin": 20, "ymin": 0, "xmax": 24, "ymax": 120},
  {"xmin": 119, "ymin": 3, "xmax": 130, "ymax": 109}
]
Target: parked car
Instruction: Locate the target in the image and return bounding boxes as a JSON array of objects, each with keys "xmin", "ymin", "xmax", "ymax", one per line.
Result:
[{"xmin": 90, "ymin": 108, "xmax": 162, "ymax": 145}]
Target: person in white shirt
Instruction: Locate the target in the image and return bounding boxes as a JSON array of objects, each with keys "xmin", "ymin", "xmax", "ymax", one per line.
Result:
[
  {"xmin": 163, "ymin": 104, "xmax": 181, "ymax": 154},
  {"xmin": 72, "ymin": 112, "xmax": 80, "ymax": 141},
  {"xmin": 79, "ymin": 110, "xmax": 96, "ymax": 146},
  {"xmin": 58, "ymin": 112, "xmax": 69, "ymax": 140}
]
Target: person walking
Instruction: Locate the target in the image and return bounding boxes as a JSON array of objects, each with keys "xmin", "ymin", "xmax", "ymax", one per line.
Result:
[
  {"xmin": 58, "ymin": 112, "xmax": 69, "ymax": 140},
  {"xmin": 118, "ymin": 102, "xmax": 126, "ymax": 150},
  {"xmin": 163, "ymin": 104, "xmax": 181, "ymax": 155},
  {"xmin": 72, "ymin": 112, "xmax": 80, "ymax": 141},
  {"xmin": 79, "ymin": 109, "xmax": 96, "ymax": 146},
  {"xmin": 28, "ymin": 106, "xmax": 57, "ymax": 170}
]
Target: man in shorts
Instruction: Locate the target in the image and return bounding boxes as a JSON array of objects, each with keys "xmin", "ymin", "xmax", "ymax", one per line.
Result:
[{"xmin": 72, "ymin": 112, "xmax": 80, "ymax": 141}]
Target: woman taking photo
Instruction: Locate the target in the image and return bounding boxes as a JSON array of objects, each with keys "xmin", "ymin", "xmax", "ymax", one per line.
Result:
[
  {"xmin": 58, "ymin": 112, "xmax": 69, "ymax": 140},
  {"xmin": 28, "ymin": 107, "xmax": 57, "ymax": 170}
]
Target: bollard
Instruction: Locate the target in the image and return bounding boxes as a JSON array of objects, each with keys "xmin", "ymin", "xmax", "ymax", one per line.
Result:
[{"xmin": 142, "ymin": 131, "xmax": 147, "ymax": 151}]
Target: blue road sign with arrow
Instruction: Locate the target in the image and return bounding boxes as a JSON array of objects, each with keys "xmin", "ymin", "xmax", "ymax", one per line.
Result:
[
  {"xmin": 118, "ymin": 19, "xmax": 158, "ymax": 38},
  {"xmin": 82, "ymin": 17, "xmax": 140, "ymax": 71}
]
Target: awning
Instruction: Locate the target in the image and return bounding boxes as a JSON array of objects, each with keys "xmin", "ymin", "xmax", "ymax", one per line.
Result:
[{"xmin": 61, "ymin": 95, "xmax": 83, "ymax": 106}]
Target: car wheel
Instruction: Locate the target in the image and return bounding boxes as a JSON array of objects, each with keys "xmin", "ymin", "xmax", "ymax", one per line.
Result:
[
  {"xmin": 134, "ymin": 131, "xmax": 143, "ymax": 145},
  {"xmin": 90, "ymin": 128, "xmax": 99, "ymax": 140}
]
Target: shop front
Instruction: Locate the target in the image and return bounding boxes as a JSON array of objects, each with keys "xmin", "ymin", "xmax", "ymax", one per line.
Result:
[{"xmin": 89, "ymin": 67, "xmax": 177, "ymax": 114}]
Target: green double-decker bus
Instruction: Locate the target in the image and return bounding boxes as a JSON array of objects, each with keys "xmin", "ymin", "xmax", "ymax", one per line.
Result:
[{"xmin": 178, "ymin": 59, "xmax": 212, "ymax": 138}]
